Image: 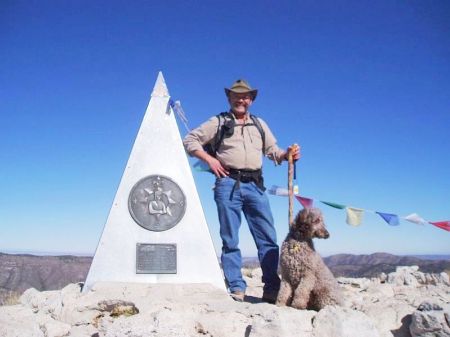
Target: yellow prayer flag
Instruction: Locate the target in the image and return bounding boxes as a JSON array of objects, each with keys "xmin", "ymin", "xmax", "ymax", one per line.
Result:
[{"xmin": 346, "ymin": 207, "xmax": 364, "ymax": 226}]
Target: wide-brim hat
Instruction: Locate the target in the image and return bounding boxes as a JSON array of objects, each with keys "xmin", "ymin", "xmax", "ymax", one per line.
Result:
[{"xmin": 224, "ymin": 79, "xmax": 258, "ymax": 100}]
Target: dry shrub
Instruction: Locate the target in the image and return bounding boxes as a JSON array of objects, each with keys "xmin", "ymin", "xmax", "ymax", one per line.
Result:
[{"xmin": 1, "ymin": 291, "xmax": 21, "ymax": 306}]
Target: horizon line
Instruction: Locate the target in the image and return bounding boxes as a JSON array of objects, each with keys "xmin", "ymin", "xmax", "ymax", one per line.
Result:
[{"xmin": 2, "ymin": 249, "xmax": 450, "ymax": 259}]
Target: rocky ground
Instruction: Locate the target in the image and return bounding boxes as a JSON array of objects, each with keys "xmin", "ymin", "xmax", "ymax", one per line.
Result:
[{"xmin": 0, "ymin": 266, "xmax": 449, "ymax": 337}]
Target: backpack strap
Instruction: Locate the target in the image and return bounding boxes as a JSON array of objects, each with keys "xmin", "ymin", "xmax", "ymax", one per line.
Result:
[
  {"xmin": 205, "ymin": 112, "xmax": 266, "ymax": 157},
  {"xmin": 203, "ymin": 112, "xmax": 232, "ymax": 157},
  {"xmin": 213, "ymin": 112, "xmax": 233, "ymax": 154},
  {"xmin": 248, "ymin": 114, "xmax": 266, "ymax": 155}
]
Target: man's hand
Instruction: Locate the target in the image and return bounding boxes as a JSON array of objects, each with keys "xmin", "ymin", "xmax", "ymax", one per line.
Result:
[
  {"xmin": 285, "ymin": 144, "xmax": 301, "ymax": 161},
  {"xmin": 191, "ymin": 149, "xmax": 229, "ymax": 178},
  {"xmin": 207, "ymin": 156, "xmax": 229, "ymax": 178}
]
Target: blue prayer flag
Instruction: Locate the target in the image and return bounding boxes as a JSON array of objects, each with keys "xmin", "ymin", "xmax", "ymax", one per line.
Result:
[{"xmin": 376, "ymin": 212, "xmax": 400, "ymax": 226}]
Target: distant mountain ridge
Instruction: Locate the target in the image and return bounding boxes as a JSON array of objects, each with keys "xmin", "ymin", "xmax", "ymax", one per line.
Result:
[
  {"xmin": 323, "ymin": 252, "xmax": 450, "ymax": 278},
  {"xmin": 0, "ymin": 252, "xmax": 91, "ymax": 304},
  {"xmin": 1, "ymin": 252, "xmax": 449, "ymax": 305}
]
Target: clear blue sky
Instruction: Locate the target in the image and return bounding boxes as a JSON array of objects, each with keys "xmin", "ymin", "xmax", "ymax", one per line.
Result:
[{"xmin": 1, "ymin": 1, "xmax": 449, "ymax": 257}]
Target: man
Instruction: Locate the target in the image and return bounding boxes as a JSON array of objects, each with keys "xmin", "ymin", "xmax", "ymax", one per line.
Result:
[{"xmin": 183, "ymin": 79, "xmax": 300, "ymax": 303}]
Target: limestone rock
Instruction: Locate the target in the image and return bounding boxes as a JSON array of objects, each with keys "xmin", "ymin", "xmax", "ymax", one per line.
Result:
[
  {"xmin": 248, "ymin": 306, "xmax": 315, "ymax": 337},
  {"xmin": 20, "ymin": 288, "xmax": 47, "ymax": 313},
  {"xmin": 438, "ymin": 272, "xmax": 450, "ymax": 286},
  {"xmin": 388, "ymin": 266, "xmax": 420, "ymax": 286},
  {"xmin": 251, "ymin": 267, "xmax": 263, "ymax": 280},
  {"xmin": 38, "ymin": 319, "xmax": 71, "ymax": 337},
  {"xmin": 387, "ymin": 266, "xmax": 450, "ymax": 287},
  {"xmin": 97, "ymin": 299, "xmax": 139, "ymax": 317},
  {"xmin": 0, "ymin": 305, "xmax": 44, "ymax": 337},
  {"xmin": 0, "ymin": 304, "xmax": 71, "ymax": 337},
  {"xmin": 1, "ymin": 266, "xmax": 450, "ymax": 337},
  {"xmin": 361, "ymin": 299, "xmax": 411, "ymax": 337},
  {"xmin": 410, "ymin": 301, "xmax": 450, "ymax": 337},
  {"xmin": 312, "ymin": 305, "xmax": 380, "ymax": 337},
  {"xmin": 337, "ymin": 277, "xmax": 372, "ymax": 290}
]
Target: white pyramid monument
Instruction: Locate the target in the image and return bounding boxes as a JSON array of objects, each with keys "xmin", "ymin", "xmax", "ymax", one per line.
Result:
[{"xmin": 84, "ymin": 72, "xmax": 225, "ymax": 292}]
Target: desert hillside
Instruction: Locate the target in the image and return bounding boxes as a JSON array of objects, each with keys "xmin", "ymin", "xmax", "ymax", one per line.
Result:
[
  {"xmin": 0, "ymin": 253, "xmax": 91, "ymax": 305},
  {"xmin": 324, "ymin": 252, "xmax": 450, "ymax": 277}
]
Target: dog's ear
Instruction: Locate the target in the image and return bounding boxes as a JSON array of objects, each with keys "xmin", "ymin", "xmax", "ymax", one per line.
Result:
[
  {"xmin": 294, "ymin": 208, "xmax": 312, "ymax": 233},
  {"xmin": 309, "ymin": 208, "xmax": 329, "ymax": 239},
  {"xmin": 295, "ymin": 208, "xmax": 309, "ymax": 224},
  {"xmin": 293, "ymin": 209, "xmax": 304, "ymax": 229}
]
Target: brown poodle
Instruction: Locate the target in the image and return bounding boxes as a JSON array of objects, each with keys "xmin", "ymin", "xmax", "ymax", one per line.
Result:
[{"xmin": 276, "ymin": 207, "xmax": 342, "ymax": 310}]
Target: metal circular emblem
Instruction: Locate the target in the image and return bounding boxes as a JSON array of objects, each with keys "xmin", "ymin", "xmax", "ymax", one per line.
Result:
[{"xmin": 128, "ymin": 175, "xmax": 186, "ymax": 232}]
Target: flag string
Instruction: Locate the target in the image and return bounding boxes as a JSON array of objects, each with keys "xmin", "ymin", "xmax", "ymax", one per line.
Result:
[{"xmin": 267, "ymin": 185, "xmax": 450, "ymax": 232}]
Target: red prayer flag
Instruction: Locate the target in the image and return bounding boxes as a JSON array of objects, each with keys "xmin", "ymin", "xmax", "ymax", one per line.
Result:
[
  {"xmin": 295, "ymin": 195, "xmax": 313, "ymax": 208},
  {"xmin": 429, "ymin": 221, "xmax": 450, "ymax": 232}
]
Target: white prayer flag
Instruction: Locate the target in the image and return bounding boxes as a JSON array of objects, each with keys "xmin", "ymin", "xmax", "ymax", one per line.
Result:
[
  {"xmin": 346, "ymin": 207, "xmax": 364, "ymax": 226},
  {"xmin": 268, "ymin": 185, "xmax": 289, "ymax": 196},
  {"xmin": 404, "ymin": 213, "xmax": 427, "ymax": 225}
]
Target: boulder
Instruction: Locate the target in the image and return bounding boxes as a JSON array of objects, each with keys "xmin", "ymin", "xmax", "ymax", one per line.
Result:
[
  {"xmin": 438, "ymin": 272, "xmax": 450, "ymax": 286},
  {"xmin": 312, "ymin": 305, "xmax": 380, "ymax": 337},
  {"xmin": 20, "ymin": 288, "xmax": 47, "ymax": 313},
  {"xmin": 248, "ymin": 306, "xmax": 315, "ymax": 337},
  {"xmin": 38, "ymin": 319, "xmax": 71, "ymax": 337},
  {"xmin": 387, "ymin": 266, "xmax": 420, "ymax": 286},
  {"xmin": 0, "ymin": 304, "xmax": 71, "ymax": 337},
  {"xmin": 387, "ymin": 266, "xmax": 450, "ymax": 287},
  {"xmin": 409, "ymin": 301, "xmax": 450, "ymax": 337},
  {"xmin": 362, "ymin": 299, "xmax": 412, "ymax": 337},
  {"xmin": 0, "ymin": 305, "xmax": 44, "ymax": 337}
]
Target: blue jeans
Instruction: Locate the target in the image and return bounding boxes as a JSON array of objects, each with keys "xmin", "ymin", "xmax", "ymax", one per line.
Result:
[{"xmin": 214, "ymin": 176, "xmax": 280, "ymax": 293}]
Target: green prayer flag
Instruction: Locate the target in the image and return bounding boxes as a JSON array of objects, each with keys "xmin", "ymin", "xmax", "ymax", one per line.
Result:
[{"xmin": 320, "ymin": 201, "xmax": 346, "ymax": 209}]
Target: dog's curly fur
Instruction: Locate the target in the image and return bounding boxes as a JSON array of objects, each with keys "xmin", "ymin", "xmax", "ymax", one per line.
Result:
[{"xmin": 276, "ymin": 208, "xmax": 342, "ymax": 310}]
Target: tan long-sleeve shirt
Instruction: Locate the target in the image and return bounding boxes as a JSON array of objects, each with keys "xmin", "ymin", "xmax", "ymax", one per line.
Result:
[{"xmin": 183, "ymin": 112, "xmax": 286, "ymax": 170}]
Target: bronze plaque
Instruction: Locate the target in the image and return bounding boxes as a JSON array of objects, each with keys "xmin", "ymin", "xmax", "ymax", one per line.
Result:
[
  {"xmin": 136, "ymin": 243, "xmax": 177, "ymax": 274},
  {"xmin": 129, "ymin": 175, "xmax": 186, "ymax": 231}
]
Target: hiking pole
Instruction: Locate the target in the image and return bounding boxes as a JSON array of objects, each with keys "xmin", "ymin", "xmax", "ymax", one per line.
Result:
[{"xmin": 287, "ymin": 145, "xmax": 296, "ymax": 228}]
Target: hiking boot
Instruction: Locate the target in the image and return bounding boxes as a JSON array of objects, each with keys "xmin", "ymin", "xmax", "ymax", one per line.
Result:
[
  {"xmin": 230, "ymin": 290, "xmax": 245, "ymax": 302},
  {"xmin": 262, "ymin": 289, "xmax": 278, "ymax": 304}
]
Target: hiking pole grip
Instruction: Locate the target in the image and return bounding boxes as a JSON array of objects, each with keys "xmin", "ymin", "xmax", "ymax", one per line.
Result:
[{"xmin": 288, "ymin": 148, "xmax": 294, "ymax": 228}]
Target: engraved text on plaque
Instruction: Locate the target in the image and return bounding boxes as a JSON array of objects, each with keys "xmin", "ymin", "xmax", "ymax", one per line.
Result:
[{"xmin": 136, "ymin": 243, "xmax": 177, "ymax": 274}]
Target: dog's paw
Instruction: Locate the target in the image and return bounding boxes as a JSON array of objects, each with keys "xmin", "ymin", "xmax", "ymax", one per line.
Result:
[
  {"xmin": 290, "ymin": 299, "xmax": 308, "ymax": 310},
  {"xmin": 275, "ymin": 299, "xmax": 287, "ymax": 307}
]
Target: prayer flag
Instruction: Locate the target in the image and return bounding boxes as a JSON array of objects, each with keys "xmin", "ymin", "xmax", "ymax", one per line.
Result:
[
  {"xmin": 321, "ymin": 201, "xmax": 346, "ymax": 209},
  {"xmin": 295, "ymin": 195, "xmax": 313, "ymax": 208},
  {"xmin": 429, "ymin": 221, "xmax": 450, "ymax": 232},
  {"xmin": 172, "ymin": 100, "xmax": 190, "ymax": 132},
  {"xmin": 193, "ymin": 160, "xmax": 211, "ymax": 172},
  {"xmin": 268, "ymin": 185, "xmax": 289, "ymax": 196},
  {"xmin": 267, "ymin": 186, "xmax": 277, "ymax": 195},
  {"xmin": 404, "ymin": 213, "xmax": 427, "ymax": 225},
  {"xmin": 376, "ymin": 212, "xmax": 400, "ymax": 226},
  {"xmin": 346, "ymin": 207, "xmax": 364, "ymax": 226}
]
